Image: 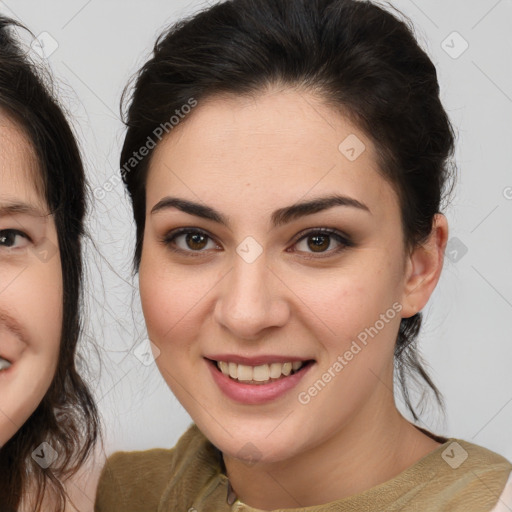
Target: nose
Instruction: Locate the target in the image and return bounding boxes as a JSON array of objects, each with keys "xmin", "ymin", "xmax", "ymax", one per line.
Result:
[{"xmin": 214, "ymin": 255, "xmax": 290, "ymax": 340}]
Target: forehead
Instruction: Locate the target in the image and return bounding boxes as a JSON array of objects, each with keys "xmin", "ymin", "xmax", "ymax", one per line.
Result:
[
  {"xmin": 147, "ymin": 89, "xmax": 399, "ymax": 221},
  {"xmin": 0, "ymin": 111, "xmax": 46, "ymax": 208}
]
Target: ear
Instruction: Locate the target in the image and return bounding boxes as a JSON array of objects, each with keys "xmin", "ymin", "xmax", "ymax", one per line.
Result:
[{"xmin": 400, "ymin": 213, "xmax": 449, "ymax": 319}]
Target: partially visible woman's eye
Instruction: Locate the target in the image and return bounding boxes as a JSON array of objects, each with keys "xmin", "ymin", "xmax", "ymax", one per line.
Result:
[
  {"xmin": 163, "ymin": 228, "xmax": 220, "ymax": 255},
  {"xmin": 0, "ymin": 229, "xmax": 30, "ymax": 250},
  {"xmin": 292, "ymin": 229, "xmax": 351, "ymax": 257}
]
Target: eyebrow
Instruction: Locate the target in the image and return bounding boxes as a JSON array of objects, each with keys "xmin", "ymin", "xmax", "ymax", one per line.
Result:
[
  {"xmin": 0, "ymin": 202, "xmax": 47, "ymax": 217},
  {"xmin": 151, "ymin": 194, "xmax": 370, "ymax": 228}
]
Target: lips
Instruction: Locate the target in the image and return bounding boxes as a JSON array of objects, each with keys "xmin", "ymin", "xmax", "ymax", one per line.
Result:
[{"xmin": 206, "ymin": 356, "xmax": 314, "ymax": 404}]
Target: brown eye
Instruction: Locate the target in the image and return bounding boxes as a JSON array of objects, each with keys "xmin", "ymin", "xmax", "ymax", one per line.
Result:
[
  {"xmin": 307, "ymin": 234, "xmax": 331, "ymax": 252},
  {"xmin": 292, "ymin": 229, "xmax": 351, "ymax": 257},
  {"xmin": 186, "ymin": 232, "xmax": 208, "ymax": 250}
]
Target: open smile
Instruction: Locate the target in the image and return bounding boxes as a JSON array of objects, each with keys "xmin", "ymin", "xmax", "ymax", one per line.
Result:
[{"xmin": 205, "ymin": 356, "xmax": 315, "ymax": 404}]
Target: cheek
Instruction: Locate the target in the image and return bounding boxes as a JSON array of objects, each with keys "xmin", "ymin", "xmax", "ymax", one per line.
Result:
[
  {"xmin": 31, "ymin": 263, "xmax": 62, "ymax": 350},
  {"xmin": 138, "ymin": 247, "xmax": 209, "ymax": 347},
  {"xmin": 7, "ymin": 256, "xmax": 62, "ymax": 355},
  {"xmin": 0, "ymin": 255, "xmax": 62, "ymax": 446},
  {"xmin": 291, "ymin": 259, "xmax": 402, "ymax": 338}
]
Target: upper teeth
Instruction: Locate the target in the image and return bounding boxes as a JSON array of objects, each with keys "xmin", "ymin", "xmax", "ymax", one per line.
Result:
[
  {"xmin": 0, "ymin": 357, "xmax": 12, "ymax": 371},
  {"xmin": 217, "ymin": 361, "xmax": 303, "ymax": 382}
]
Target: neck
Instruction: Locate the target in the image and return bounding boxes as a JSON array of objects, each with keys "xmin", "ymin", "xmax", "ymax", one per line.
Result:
[{"xmin": 223, "ymin": 385, "xmax": 441, "ymax": 510}]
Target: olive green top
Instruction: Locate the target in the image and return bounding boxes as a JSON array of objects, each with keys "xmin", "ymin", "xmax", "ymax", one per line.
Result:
[{"xmin": 94, "ymin": 424, "xmax": 512, "ymax": 512}]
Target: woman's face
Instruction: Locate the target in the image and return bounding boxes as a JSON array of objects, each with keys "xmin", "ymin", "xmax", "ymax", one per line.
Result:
[
  {"xmin": 139, "ymin": 89, "xmax": 428, "ymax": 463},
  {"xmin": 0, "ymin": 115, "xmax": 62, "ymax": 448}
]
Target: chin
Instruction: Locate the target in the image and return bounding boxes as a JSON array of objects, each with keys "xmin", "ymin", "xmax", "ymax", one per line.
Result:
[
  {"xmin": 197, "ymin": 418, "xmax": 306, "ymax": 465},
  {"xmin": 222, "ymin": 440, "xmax": 291, "ymax": 465}
]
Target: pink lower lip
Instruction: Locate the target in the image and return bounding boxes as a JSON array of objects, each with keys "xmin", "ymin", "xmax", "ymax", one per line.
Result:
[{"xmin": 206, "ymin": 359, "xmax": 313, "ymax": 405}]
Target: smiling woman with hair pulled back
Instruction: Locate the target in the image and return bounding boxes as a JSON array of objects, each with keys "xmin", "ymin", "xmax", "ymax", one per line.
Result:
[{"xmin": 95, "ymin": 0, "xmax": 512, "ymax": 510}]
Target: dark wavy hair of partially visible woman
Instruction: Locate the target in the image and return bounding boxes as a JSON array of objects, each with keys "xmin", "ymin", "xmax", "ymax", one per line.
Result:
[{"xmin": 0, "ymin": 17, "xmax": 99, "ymax": 512}]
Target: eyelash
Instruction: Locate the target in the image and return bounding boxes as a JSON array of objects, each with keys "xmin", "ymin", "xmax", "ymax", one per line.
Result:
[{"xmin": 161, "ymin": 227, "xmax": 352, "ymax": 259}]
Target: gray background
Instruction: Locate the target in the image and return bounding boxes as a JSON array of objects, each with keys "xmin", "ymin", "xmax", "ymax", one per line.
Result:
[{"xmin": 2, "ymin": 0, "xmax": 511, "ymax": 477}]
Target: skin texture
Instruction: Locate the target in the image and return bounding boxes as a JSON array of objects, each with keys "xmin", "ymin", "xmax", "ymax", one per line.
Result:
[
  {"xmin": 139, "ymin": 88, "xmax": 448, "ymax": 508},
  {"xmin": 0, "ymin": 114, "xmax": 62, "ymax": 449}
]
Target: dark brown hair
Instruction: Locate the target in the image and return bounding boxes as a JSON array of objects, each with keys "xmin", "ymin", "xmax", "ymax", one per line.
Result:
[
  {"xmin": 0, "ymin": 17, "xmax": 99, "ymax": 511},
  {"xmin": 120, "ymin": 0, "xmax": 455, "ymax": 420}
]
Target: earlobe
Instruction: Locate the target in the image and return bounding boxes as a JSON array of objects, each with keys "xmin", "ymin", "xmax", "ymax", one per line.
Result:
[{"xmin": 400, "ymin": 214, "xmax": 449, "ymax": 319}]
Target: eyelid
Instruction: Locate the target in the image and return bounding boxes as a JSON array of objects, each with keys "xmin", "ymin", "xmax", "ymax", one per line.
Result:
[
  {"xmin": 291, "ymin": 226, "xmax": 351, "ymax": 245},
  {"xmin": 288, "ymin": 227, "xmax": 352, "ymax": 257}
]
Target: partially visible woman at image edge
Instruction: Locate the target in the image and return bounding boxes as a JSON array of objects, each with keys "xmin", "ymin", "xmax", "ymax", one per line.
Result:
[
  {"xmin": 0, "ymin": 17, "xmax": 99, "ymax": 511},
  {"xmin": 95, "ymin": 0, "xmax": 512, "ymax": 510}
]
